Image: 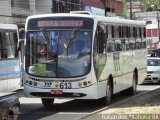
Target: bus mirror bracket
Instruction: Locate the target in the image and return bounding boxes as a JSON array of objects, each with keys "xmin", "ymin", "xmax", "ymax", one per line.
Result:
[
  {"xmin": 18, "ymin": 28, "xmax": 25, "ymax": 51},
  {"xmin": 18, "ymin": 39, "xmax": 24, "ymax": 51}
]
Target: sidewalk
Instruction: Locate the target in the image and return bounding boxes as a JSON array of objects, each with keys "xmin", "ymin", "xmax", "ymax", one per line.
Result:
[{"xmin": 80, "ymin": 87, "xmax": 160, "ymax": 120}]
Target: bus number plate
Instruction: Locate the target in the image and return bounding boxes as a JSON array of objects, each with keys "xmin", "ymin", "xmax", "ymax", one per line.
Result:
[
  {"xmin": 50, "ymin": 90, "xmax": 63, "ymax": 95},
  {"xmin": 60, "ymin": 82, "xmax": 72, "ymax": 89}
]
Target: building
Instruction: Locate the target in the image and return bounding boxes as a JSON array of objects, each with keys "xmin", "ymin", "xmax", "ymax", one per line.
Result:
[
  {"xmin": 127, "ymin": 0, "xmax": 141, "ymax": 19},
  {"xmin": 0, "ymin": 0, "xmax": 109, "ymax": 27},
  {"xmin": 82, "ymin": 0, "xmax": 105, "ymax": 16},
  {"xmin": 0, "ymin": 0, "xmax": 52, "ymax": 27},
  {"xmin": 101, "ymin": 0, "xmax": 123, "ymax": 17},
  {"xmin": 52, "ymin": 0, "xmax": 82, "ymax": 13}
]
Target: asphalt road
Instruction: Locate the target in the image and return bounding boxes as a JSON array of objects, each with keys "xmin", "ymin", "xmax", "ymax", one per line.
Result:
[{"xmin": 17, "ymin": 83, "xmax": 160, "ymax": 120}]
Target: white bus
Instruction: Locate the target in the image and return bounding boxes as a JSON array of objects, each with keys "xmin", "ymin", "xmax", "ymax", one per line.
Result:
[
  {"xmin": 21, "ymin": 11, "xmax": 147, "ymax": 107},
  {"xmin": 0, "ymin": 23, "xmax": 21, "ymax": 92}
]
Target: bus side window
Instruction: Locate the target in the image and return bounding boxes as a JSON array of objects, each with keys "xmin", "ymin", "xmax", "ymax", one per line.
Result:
[
  {"xmin": 97, "ymin": 25, "xmax": 105, "ymax": 54},
  {"xmin": 106, "ymin": 40, "xmax": 115, "ymax": 52},
  {"xmin": 121, "ymin": 39, "xmax": 125, "ymax": 51},
  {"xmin": 122, "ymin": 26, "xmax": 127, "ymax": 38},
  {"xmin": 142, "ymin": 27, "xmax": 146, "ymax": 48},
  {"xmin": 129, "ymin": 39, "xmax": 136, "ymax": 50},
  {"xmin": 115, "ymin": 39, "xmax": 122, "ymax": 51},
  {"xmin": 111, "ymin": 25, "xmax": 115, "ymax": 38},
  {"xmin": 133, "ymin": 26, "xmax": 137, "ymax": 38},
  {"xmin": 118, "ymin": 25, "xmax": 122, "ymax": 38},
  {"xmin": 106, "ymin": 25, "xmax": 108, "ymax": 38},
  {"xmin": 130, "ymin": 26, "xmax": 134, "ymax": 38},
  {"xmin": 1, "ymin": 32, "xmax": 7, "ymax": 58},
  {"xmin": 108, "ymin": 25, "xmax": 112, "ymax": 39},
  {"xmin": 126, "ymin": 26, "xmax": 130, "ymax": 38},
  {"xmin": 126, "ymin": 40, "xmax": 129, "ymax": 50},
  {"xmin": 144, "ymin": 27, "xmax": 146, "ymax": 37}
]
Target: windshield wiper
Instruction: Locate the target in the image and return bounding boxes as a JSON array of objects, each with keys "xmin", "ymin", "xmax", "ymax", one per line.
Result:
[
  {"xmin": 66, "ymin": 28, "xmax": 79, "ymax": 56},
  {"xmin": 40, "ymin": 28, "xmax": 50, "ymax": 44}
]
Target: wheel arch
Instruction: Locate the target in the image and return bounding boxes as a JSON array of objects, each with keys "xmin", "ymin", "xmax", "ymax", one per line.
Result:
[
  {"xmin": 108, "ymin": 74, "xmax": 114, "ymax": 94},
  {"xmin": 134, "ymin": 68, "xmax": 138, "ymax": 84}
]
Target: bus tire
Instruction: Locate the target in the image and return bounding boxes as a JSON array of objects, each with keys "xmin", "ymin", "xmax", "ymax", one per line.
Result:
[
  {"xmin": 126, "ymin": 72, "xmax": 137, "ymax": 95},
  {"xmin": 41, "ymin": 98, "xmax": 54, "ymax": 107},
  {"xmin": 101, "ymin": 80, "xmax": 112, "ymax": 106}
]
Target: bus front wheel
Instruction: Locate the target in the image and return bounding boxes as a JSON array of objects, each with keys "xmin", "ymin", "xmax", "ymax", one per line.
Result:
[
  {"xmin": 105, "ymin": 80, "xmax": 112, "ymax": 105},
  {"xmin": 41, "ymin": 98, "xmax": 54, "ymax": 107},
  {"xmin": 101, "ymin": 80, "xmax": 112, "ymax": 106}
]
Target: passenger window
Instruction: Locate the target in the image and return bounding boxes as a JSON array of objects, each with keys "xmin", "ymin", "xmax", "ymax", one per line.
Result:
[
  {"xmin": 106, "ymin": 40, "xmax": 115, "ymax": 52},
  {"xmin": 115, "ymin": 39, "xmax": 122, "ymax": 51}
]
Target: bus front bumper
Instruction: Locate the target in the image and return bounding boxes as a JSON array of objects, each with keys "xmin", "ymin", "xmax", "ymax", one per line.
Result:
[{"xmin": 24, "ymin": 83, "xmax": 100, "ymax": 100}]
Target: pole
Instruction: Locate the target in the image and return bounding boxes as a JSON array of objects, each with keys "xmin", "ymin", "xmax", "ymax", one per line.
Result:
[
  {"xmin": 157, "ymin": 11, "xmax": 160, "ymax": 41},
  {"xmin": 130, "ymin": 0, "xmax": 132, "ymax": 19},
  {"xmin": 157, "ymin": 11, "xmax": 160, "ymax": 57}
]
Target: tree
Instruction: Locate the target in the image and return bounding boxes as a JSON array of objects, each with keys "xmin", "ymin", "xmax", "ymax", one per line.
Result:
[
  {"xmin": 121, "ymin": 0, "xmax": 128, "ymax": 18},
  {"xmin": 140, "ymin": 0, "xmax": 160, "ymax": 12}
]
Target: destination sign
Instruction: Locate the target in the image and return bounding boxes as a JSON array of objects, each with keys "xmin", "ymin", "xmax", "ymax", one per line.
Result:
[
  {"xmin": 37, "ymin": 20, "xmax": 83, "ymax": 27},
  {"xmin": 27, "ymin": 17, "xmax": 93, "ymax": 30}
]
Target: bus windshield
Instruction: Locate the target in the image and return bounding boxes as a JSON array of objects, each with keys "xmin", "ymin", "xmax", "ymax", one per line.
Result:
[{"xmin": 26, "ymin": 29, "xmax": 92, "ymax": 78}]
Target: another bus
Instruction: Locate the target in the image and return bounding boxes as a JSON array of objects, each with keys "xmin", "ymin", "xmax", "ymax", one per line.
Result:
[
  {"xmin": 146, "ymin": 23, "xmax": 159, "ymax": 55},
  {"xmin": 22, "ymin": 11, "xmax": 147, "ymax": 107},
  {"xmin": 0, "ymin": 23, "xmax": 21, "ymax": 92}
]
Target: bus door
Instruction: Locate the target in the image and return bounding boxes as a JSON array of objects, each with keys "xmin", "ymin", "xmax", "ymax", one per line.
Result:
[{"xmin": 93, "ymin": 24, "xmax": 107, "ymax": 81}]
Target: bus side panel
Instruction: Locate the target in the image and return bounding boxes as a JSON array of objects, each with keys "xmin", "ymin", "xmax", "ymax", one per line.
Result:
[
  {"xmin": 0, "ymin": 59, "xmax": 21, "ymax": 92},
  {"xmin": 98, "ymin": 52, "xmax": 124, "ymax": 96},
  {"xmin": 133, "ymin": 49, "xmax": 147, "ymax": 84}
]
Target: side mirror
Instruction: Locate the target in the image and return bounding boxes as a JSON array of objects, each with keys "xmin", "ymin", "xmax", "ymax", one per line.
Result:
[
  {"xmin": 18, "ymin": 28, "xmax": 25, "ymax": 51},
  {"xmin": 19, "ymin": 28, "xmax": 25, "ymax": 39}
]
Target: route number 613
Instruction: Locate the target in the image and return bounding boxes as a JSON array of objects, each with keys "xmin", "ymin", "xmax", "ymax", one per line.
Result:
[{"xmin": 60, "ymin": 82, "xmax": 72, "ymax": 89}]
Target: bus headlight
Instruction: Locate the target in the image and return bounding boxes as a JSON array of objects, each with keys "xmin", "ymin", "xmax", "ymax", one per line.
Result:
[
  {"xmin": 83, "ymin": 81, "xmax": 87, "ymax": 86},
  {"xmin": 78, "ymin": 81, "xmax": 92, "ymax": 87},
  {"xmin": 78, "ymin": 82, "xmax": 82, "ymax": 87},
  {"xmin": 88, "ymin": 81, "xmax": 91, "ymax": 84}
]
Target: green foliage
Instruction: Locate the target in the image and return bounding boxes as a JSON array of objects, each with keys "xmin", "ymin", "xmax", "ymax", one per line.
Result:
[
  {"xmin": 140, "ymin": 0, "xmax": 160, "ymax": 11},
  {"xmin": 121, "ymin": 0, "xmax": 128, "ymax": 18}
]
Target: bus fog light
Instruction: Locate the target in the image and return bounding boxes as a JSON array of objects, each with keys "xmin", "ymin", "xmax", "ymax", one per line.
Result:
[
  {"xmin": 83, "ymin": 81, "xmax": 87, "ymax": 86},
  {"xmin": 78, "ymin": 82, "xmax": 82, "ymax": 87},
  {"xmin": 33, "ymin": 82, "xmax": 37, "ymax": 86}
]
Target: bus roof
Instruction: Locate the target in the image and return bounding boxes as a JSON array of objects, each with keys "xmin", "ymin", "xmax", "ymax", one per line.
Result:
[
  {"xmin": 146, "ymin": 23, "xmax": 158, "ymax": 29},
  {"xmin": 26, "ymin": 12, "xmax": 146, "ymax": 27},
  {"xmin": 0, "ymin": 23, "xmax": 18, "ymax": 30}
]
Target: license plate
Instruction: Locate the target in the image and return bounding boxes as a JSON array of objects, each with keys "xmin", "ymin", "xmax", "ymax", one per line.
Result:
[{"xmin": 50, "ymin": 90, "xmax": 63, "ymax": 95}]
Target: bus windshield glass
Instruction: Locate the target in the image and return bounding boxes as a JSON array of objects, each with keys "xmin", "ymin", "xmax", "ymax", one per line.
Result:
[{"xmin": 26, "ymin": 29, "xmax": 92, "ymax": 78}]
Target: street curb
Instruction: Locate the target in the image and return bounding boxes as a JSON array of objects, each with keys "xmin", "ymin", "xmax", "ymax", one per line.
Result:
[{"xmin": 78, "ymin": 87, "xmax": 160, "ymax": 120}]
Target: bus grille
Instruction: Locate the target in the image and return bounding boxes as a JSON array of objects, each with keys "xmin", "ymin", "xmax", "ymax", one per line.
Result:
[{"xmin": 30, "ymin": 92, "xmax": 86, "ymax": 97}]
